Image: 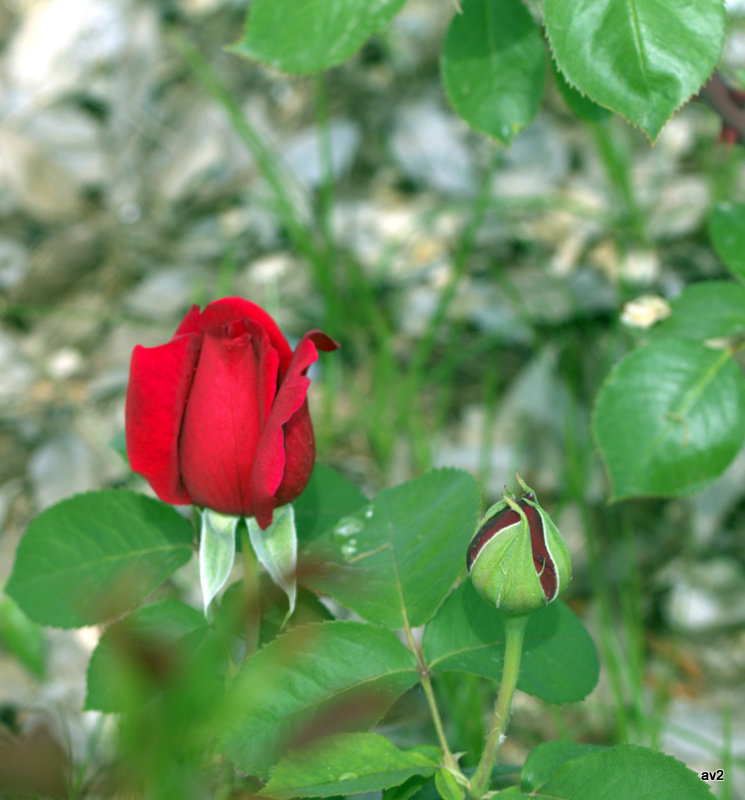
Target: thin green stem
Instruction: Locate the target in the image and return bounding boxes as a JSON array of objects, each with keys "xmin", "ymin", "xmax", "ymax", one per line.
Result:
[
  {"xmin": 590, "ymin": 120, "xmax": 648, "ymax": 244},
  {"xmin": 721, "ymin": 706, "xmax": 732, "ymax": 800},
  {"xmin": 399, "ymin": 149, "xmax": 500, "ymax": 471},
  {"xmin": 401, "ymin": 613, "xmax": 457, "ymax": 771},
  {"xmin": 420, "ymin": 671, "xmax": 458, "ymax": 771},
  {"xmin": 172, "ymin": 34, "xmax": 319, "ymax": 269},
  {"xmin": 312, "ymin": 71, "xmax": 343, "ymax": 329},
  {"xmin": 405, "ymin": 149, "xmax": 499, "ymax": 392},
  {"xmin": 560, "ymin": 380, "xmax": 633, "ymax": 741},
  {"xmin": 241, "ymin": 526, "xmax": 261, "ymax": 661},
  {"xmin": 469, "ymin": 615, "xmax": 529, "ymax": 799}
]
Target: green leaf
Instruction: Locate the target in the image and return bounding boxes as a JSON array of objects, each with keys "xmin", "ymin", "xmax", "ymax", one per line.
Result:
[
  {"xmin": 544, "ymin": 0, "xmax": 726, "ymax": 140},
  {"xmin": 199, "ymin": 509, "xmax": 238, "ymax": 616},
  {"xmin": 441, "ymin": 0, "xmax": 545, "ymax": 143},
  {"xmin": 422, "ymin": 582, "xmax": 599, "ymax": 704},
  {"xmin": 6, "ymin": 491, "xmax": 194, "ymax": 628},
  {"xmin": 0, "ymin": 592, "xmax": 46, "ymax": 677},
  {"xmin": 248, "ymin": 505, "xmax": 297, "ymax": 620},
  {"xmin": 220, "ymin": 620, "xmax": 419, "ymax": 776},
  {"xmin": 229, "ymin": 0, "xmax": 406, "ymax": 74},
  {"xmin": 521, "ymin": 741, "xmax": 607, "ymax": 792},
  {"xmin": 709, "ymin": 202, "xmax": 745, "ymax": 280},
  {"xmin": 383, "ymin": 758, "xmax": 440, "ymax": 800},
  {"xmin": 552, "ymin": 61, "xmax": 610, "ymax": 124},
  {"xmin": 85, "ymin": 600, "xmax": 208, "ymax": 712},
  {"xmin": 527, "ymin": 744, "xmax": 716, "ymax": 798},
  {"xmin": 652, "ymin": 281, "xmax": 745, "ymax": 342},
  {"xmin": 593, "ymin": 339, "xmax": 745, "ymax": 499},
  {"xmin": 294, "ymin": 464, "xmax": 368, "ymax": 546},
  {"xmin": 304, "ymin": 469, "xmax": 480, "ymax": 630},
  {"xmin": 259, "ymin": 733, "xmax": 438, "ymax": 799}
]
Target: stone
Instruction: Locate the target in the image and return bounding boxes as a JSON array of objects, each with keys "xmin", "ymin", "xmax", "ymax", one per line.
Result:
[
  {"xmin": 390, "ymin": 101, "xmax": 476, "ymax": 196},
  {"xmin": 0, "ymin": 238, "xmax": 30, "ymax": 291},
  {"xmin": 124, "ymin": 267, "xmax": 197, "ymax": 320},
  {"xmin": 28, "ymin": 432, "xmax": 96, "ymax": 510},
  {"xmin": 282, "ymin": 119, "xmax": 361, "ymax": 189}
]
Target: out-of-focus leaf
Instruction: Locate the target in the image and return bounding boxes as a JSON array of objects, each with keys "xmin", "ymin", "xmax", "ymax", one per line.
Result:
[
  {"xmin": 229, "ymin": 0, "xmax": 406, "ymax": 74},
  {"xmin": 593, "ymin": 340, "xmax": 745, "ymax": 499}
]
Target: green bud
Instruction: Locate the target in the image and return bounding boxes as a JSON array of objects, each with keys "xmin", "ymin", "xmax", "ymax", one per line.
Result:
[{"xmin": 466, "ymin": 476, "xmax": 571, "ymax": 616}]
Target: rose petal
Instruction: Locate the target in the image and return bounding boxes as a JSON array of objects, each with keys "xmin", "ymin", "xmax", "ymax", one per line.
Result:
[
  {"xmin": 189, "ymin": 297, "xmax": 295, "ymax": 374},
  {"xmin": 125, "ymin": 333, "xmax": 202, "ymax": 504},
  {"xmin": 275, "ymin": 400, "xmax": 315, "ymax": 506},
  {"xmin": 179, "ymin": 322, "xmax": 278, "ymax": 516},
  {"xmin": 172, "ymin": 304, "xmax": 202, "ymax": 337},
  {"xmin": 250, "ymin": 331, "xmax": 338, "ymax": 528}
]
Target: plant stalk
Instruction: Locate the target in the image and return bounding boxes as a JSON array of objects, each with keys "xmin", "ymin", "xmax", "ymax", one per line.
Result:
[
  {"xmin": 469, "ymin": 614, "xmax": 529, "ymax": 798},
  {"xmin": 241, "ymin": 526, "xmax": 261, "ymax": 660},
  {"xmin": 401, "ymin": 615, "xmax": 458, "ymax": 772},
  {"xmin": 420, "ymin": 670, "xmax": 458, "ymax": 772}
]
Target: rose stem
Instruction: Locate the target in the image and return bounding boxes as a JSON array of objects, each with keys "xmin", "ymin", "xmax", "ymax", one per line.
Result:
[
  {"xmin": 469, "ymin": 614, "xmax": 529, "ymax": 798},
  {"xmin": 240, "ymin": 525, "xmax": 261, "ymax": 660}
]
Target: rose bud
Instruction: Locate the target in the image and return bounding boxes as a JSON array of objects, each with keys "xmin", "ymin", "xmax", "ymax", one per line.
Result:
[
  {"xmin": 125, "ymin": 297, "xmax": 338, "ymax": 529},
  {"xmin": 466, "ymin": 476, "xmax": 571, "ymax": 616}
]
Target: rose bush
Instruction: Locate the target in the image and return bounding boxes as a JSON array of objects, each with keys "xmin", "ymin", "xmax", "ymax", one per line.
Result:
[{"xmin": 125, "ymin": 297, "xmax": 338, "ymax": 528}]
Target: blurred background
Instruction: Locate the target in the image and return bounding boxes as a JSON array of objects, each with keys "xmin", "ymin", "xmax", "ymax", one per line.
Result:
[{"xmin": 0, "ymin": 0, "xmax": 744, "ymax": 797}]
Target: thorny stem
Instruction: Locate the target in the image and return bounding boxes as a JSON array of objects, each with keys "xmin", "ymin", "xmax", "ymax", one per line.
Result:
[
  {"xmin": 469, "ymin": 614, "xmax": 529, "ymax": 798},
  {"xmin": 698, "ymin": 72, "xmax": 745, "ymax": 147}
]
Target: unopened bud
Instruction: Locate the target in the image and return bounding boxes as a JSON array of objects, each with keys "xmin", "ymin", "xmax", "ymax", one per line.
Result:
[{"xmin": 466, "ymin": 476, "xmax": 571, "ymax": 616}]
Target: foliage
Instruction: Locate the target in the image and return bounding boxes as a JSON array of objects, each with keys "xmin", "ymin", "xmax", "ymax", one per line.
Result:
[
  {"xmin": 4, "ymin": 1, "xmax": 740, "ymax": 797},
  {"xmin": 6, "ymin": 466, "xmax": 716, "ymax": 797},
  {"xmin": 232, "ymin": 0, "xmax": 726, "ymax": 143}
]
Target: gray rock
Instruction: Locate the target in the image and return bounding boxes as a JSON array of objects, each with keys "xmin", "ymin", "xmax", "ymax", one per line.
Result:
[
  {"xmin": 0, "ymin": 329, "xmax": 36, "ymax": 403},
  {"xmin": 390, "ymin": 101, "xmax": 476, "ymax": 196},
  {"xmin": 690, "ymin": 447, "xmax": 745, "ymax": 547},
  {"xmin": 124, "ymin": 267, "xmax": 197, "ymax": 320},
  {"xmin": 29, "ymin": 432, "xmax": 96, "ymax": 510},
  {"xmin": 492, "ymin": 113, "xmax": 570, "ymax": 198},
  {"xmin": 10, "ymin": 224, "xmax": 107, "ymax": 305},
  {"xmin": 0, "ymin": 127, "xmax": 89, "ymax": 223},
  {"xmin": 18, "ymin": 105, "xmax": 106, "ymax": 187},
  {"xmin": 152, "ymin": 100, "xmax": 254, "ymax": 204},
  {"xmin": 0, "ymin": 237, "xmax": 30, "ymax": 291},
  {"xmin": 647, "ymin": 176, "xmax": 710, "ymax": 239},
  {"xmin": 6, "ymin": 0, "xmax": 129, "ymax": 101},
  {"xmin": 665, "ymin": 558, "xmax": 745, "ymax": 632},
  {"xmin": 662, "ymin": 696, "xmax": 745, "ymax": 798},
  {"xmin": 282, "ymin": 119, "xmax": 361, "ymax": 189}
]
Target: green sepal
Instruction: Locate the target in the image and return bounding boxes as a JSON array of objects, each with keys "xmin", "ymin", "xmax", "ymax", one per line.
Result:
[
  {"xmin": 247, "ymin": 504, "xmax": 297, "ymax": 623},
  {"xmin": 199, "ymin": 509, "xmax": 239, "ymax": 618}
]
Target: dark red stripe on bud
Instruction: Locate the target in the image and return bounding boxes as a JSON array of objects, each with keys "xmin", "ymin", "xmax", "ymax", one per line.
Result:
[
  {"xmin": 467, "ymin": 493, "xmax": 558, "ymax": 601},
  {"xmin": 466, "ymin": 506, "xmax": 516, "ymax": 571},
  {"xmin": 523, "ymin": 499, "xmax": 557, "ymax": 600}
]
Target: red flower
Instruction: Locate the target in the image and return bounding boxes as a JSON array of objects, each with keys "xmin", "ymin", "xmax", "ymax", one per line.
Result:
[{"xmin": 125, "ymin": 297, "xmax": 338, "ymax": 528}]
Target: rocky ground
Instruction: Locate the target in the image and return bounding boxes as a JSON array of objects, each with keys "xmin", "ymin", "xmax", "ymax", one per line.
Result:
[{"xmin": 1, "ymin": 0, "xmax": 745, "ymax": 797}]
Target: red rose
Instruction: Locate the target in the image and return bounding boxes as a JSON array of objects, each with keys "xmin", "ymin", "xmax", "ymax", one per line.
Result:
[{"xmin": 125, "ymin": 297, "xmax": 338, "ymax": 528}]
